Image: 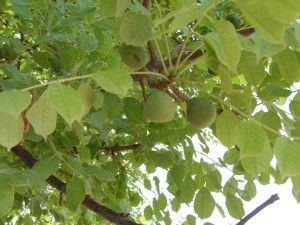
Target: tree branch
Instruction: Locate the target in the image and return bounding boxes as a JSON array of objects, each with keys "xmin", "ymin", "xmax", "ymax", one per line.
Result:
[
  {"xmin": 142, "ymin": 0, "xmax": 151, "ymax": 10},
  {"xmin": 104, "ymin": 144, "xmax": 143, "ymax": 153},
  {"xmin": 11, "ymin": 145, "xmax": 142, "ymax": 225},
  {"xmin": 236, "ymin": 194, "xmax": 280, "ymax": 225}
]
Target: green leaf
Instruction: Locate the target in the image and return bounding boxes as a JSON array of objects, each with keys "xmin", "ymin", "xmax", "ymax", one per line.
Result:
[
  {"xmin": 290, "ymin": 93, "xmax": 300, "ymax": 118},
  {"xmin": 167, "ymin": 164, "xmax": 185, "ymax": 187},
  {"xmin": 236, "ymin": 121, "xmax": 267, "ymax": 157},
  {"xmin": 237, "ymin": 0, "xmax": 285, "ymax": 43},
  {"xmin": 32, "ymin": 156, "xmax": 59, "ymax": 179},
  {"xmin": 0, "ymin": 182, "xmax": 14, "ymax": 216},
  {"xmin": 123, "ymin": 97, "xmax": 146, "ymax": 124},
  {"xmin": 218, "ymin": 64, "xmax": 232, "ymax": 94},
  {"xmin": 239, "ymin": 51, "xmax": 266, "ymax": 85},
  {"xmin": 223, "ymin": 147, "xmax": 240, "ymax": 165},
  {"xmin": 273, "ymin": 48, "xmax": 300, "ymax": 85},
  {"xmin": 76, "ymin": 83, "xmax": 94, "ymax": 122},
  {"xmin": 241, "ymin": 140, "xmax": 273, "ymax": 176},
  {"xmin": 205, "ymin": 20, "xmax": 240, "ymax": 72},
  {"xmin": 216, "ymin": 110, "xmax": 240, "ymax": 148},
  {"xmin": 274, "ymin": 137, "xmax": 300, "ymax": 177},
  {"xmin": 66, "ymin": 176, "xmax": 85, "ymax": 212},
  {"xmin": 0, "ymin": 89, "xmax": 31, "ymax": 116},
  {"xmin": 291, "ymin": 174, "xmax": 300, "ymax": 202},
  {"xmin": 157, "ymin": 194, "xmax": 167, "ymax": 210},
  {"xmin": 119, "ymin": 12, "xmax": 152, "ymax": 46},
  {"xmin": 26, "ymin": 92, "xmax": 57, "ymax": 139},
  {"xmin": 244, "ymin": 180, "xmax": 257, "ymax": 199},
  {"xmin": 93, "ymin": 69, "xmax": 133, "ymax": 96},
  {"xmin": 180, "ymin": 176, "xmax": 198, "ymax": 203},
  {"xmin": 100, "ymin": 0, "xmax": 129, "ymax": 18},
  {"xmin": 265, "ymin": 0, "xmax": 300, "ymax": 23},
  {"xmin": 250, "ymin": 32, "xmax": 285, "ymax": 59},
  {"xmin": 83, "ymin": 165, "xmax": 116, "ymax": 181},
  {"xmin": 76, "ymin": 33, "xmax": 98, "ymax": 54},
  {"xmin": 186, "ymin": 215, "xmax": 196, "ymax": 225},
  {"xmin": 225, "ymin": 194, "xmax": 245, "ymax": 219},
  {"xmin": 194, "ymin": 188, "xmax": 215, "ymax": 219},
  {"xmin": 144, "ymin": 205, "xmax": 153, "ymax": 220},
  {"xmin": 0, "ymin": 112, "xmax": 24, "ymax": 149},
  {"xmin": 47, "ymin": 83, "xmax": 82, "ymax": 125}
]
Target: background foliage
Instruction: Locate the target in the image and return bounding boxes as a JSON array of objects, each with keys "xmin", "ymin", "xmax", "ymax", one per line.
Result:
[{"xmin": 0, "ymin": 0, "xmax": 300, "ymax": 224}]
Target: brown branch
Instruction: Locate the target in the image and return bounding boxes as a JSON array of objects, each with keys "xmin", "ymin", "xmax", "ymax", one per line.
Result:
[
  {"xmin": 11, "ymin": 145, "xmax": 142, "ymax": 225},
  {"xmin": 104, "ymin": 144, "xmax": 143, "ymax": 153},
  {"xmin": 142, "ymin": 0, "xmax": 151, "ymax": 10},
  {"xmin": 236, "ymin": 194, "xmax": 280, "ymax": 225},
  {"xmin": 169, "ymin": 83, "xmax": 189, "ymax": 101}
]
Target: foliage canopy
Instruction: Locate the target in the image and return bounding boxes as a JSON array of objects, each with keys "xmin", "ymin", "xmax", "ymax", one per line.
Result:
[{"xmin": 0, "ymin": 0, "xmax": 300, "ymax": 224}]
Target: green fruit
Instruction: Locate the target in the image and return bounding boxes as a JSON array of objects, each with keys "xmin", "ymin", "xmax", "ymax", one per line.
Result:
[
  {"xmin": 186, "ymin": 97, "xmax": 216, "ymax": 129},
  {"xmin": 143, "ymin": 91, "xmax": 176, "ymax": 123},
  {"xmin": 120, "ymin": 44, "xmax": 148, "ymax": 70},
  {"xmin": 1, "ymin": 43, "xmax": 17, "ymax": 61},
  {"xmin": 225, "ymin": 14, "xmax": 242, "ymax": 29},
  {"xmin": 49, "ymin": 57, "xmax": 64, "ymax": 73}
]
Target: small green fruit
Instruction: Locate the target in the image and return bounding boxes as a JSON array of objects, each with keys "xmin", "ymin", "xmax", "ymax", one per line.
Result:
[
  {"xmin": 143, "ymin": 91, "xmax": 176, "ymax": 123},
  {"xmin": 120, "ymin": 44, "xmax": 148, "ymax": 70},
  {"xmin": 186, "ymin": 97, "xmax": 216, "ymax": 129},
  {"xmin": 49, "ymin": 57, "xmax": 64, "ymax": 73},
  {"xmin": 225, "ymin": 14, "xmax": 242, "ymax": 29},
  {"xmin": 1, "ymin": 43, "xmax": 17, "ymax": 61}
]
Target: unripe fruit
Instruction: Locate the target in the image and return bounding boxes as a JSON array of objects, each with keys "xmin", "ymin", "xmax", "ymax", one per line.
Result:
[
  {"xmin": 225, "ymin": 14, "xmax": 241, "ymax": 29},
  {"xmin": 120, "ymin": 44, "xmax": 148, "ymax": 70},
  {"xmin": 186, "ymin": 97, "xmax": 216, "ymax": 129},
  {"xmin": 143, "ymin": 91, "xmax": 176, "ymax": 123}
]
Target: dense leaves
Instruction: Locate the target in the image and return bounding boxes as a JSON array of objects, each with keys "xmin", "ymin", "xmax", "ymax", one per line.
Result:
[{"xmin": 0, "ymin": 0, "xmax": 299, "ymax": 224}]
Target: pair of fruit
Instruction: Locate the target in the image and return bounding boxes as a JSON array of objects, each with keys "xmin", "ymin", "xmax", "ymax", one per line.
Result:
[{"xmin": 143, "ymin": 91, "xmax": 216, "ymax": 129}]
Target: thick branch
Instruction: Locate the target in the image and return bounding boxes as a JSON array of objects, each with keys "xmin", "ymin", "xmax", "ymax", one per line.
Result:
[
  {"xmin": 236, "ymin": 194, "xmax": 280, "ymax": 225},
  {"xmin": 142, "ymin": 0, "xmax": 151, "ymax": 10},
  {"xmin": 104, "ymin": 144, "xmax": 143, "ymax": 153},
  {"xmin": 11, "ymin": 145, "xmax": 142, "ymax": 225}
]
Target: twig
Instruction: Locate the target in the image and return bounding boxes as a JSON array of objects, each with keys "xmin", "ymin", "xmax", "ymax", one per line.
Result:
[
  {"xmin": 11, "ymin": 145, "xmax": 142, "ymax": 225},
  {"xmin": 236, "ymin": 194, "xmax": 280, "ymax": 225}
]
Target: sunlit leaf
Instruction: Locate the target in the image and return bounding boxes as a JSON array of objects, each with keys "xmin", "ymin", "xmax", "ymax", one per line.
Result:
[
  {"xmin": 205, "ymin": 20, "xmax": 240, "ymax": 72},
  {"xmin": 225, "ymin": 194, "xmax": 245, "ymax": 219},
  {"xmin": 216, "ymin": 110, "xmax": 239, "ymax": 148},
  {"xmin": 241, "ymin": 140, "xmax": 273, "ymax": 176},
  {"xmin": 119, "ymin": 12, "xmax": 152, "ymax": 46},
  {"xmin": 194, "ymin": 188, "xmax": 215, "ymax": 219},
  {"xmin": 0, "ymin": 112, "xmax": 24, "ymax": 149},
  {"xmin": 0, "ymin": 89, "xmax": 31, "ymax": 116},
  {"xmin": 47, "ymin": 84, "xmax": 82, "ymax": 125},
  {"xmin": 274, "ymin": 137, "xmax": 300, "ymax": 177},
  {"xmin": 27, "ymin": 92, "xmax": 57, "ymax": 139},
  {"xmin": 0, "ymin": 182, "xmax": 14, "ymax": 216},
  {"xmin": 237, "ymin": 121, "xmax": 267, "ymax": 157},
  {"xmin": 265, "ymin": 0, "xmax": 300, "ymax": 23},
  {"xmin": 93, "ymin": 69, "xmax": 133, "ymax": 96},
  {"xmin": 239, "ymin": 51, "xmax": 266, "ymax": 85},
  {"xmin": 273, "ymin": 48, "xmax": 300, "ymax": 85},
  {"xmin": 76, "ymin": 83, "xmax": 94, "ymax": 122},
  {"xmin": 237, "ymin": 0, "xmax": 285, "ymax": 43},
  {"xmin": 180, "ymin": 176, "xmax": 198, "ymax": 203}
]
